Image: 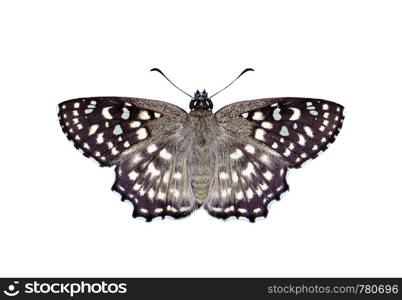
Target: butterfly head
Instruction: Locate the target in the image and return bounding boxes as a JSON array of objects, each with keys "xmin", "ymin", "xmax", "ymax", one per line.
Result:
[{"xmin": 189, "ymin": 89, "xmax": 213, "ymax": 110}]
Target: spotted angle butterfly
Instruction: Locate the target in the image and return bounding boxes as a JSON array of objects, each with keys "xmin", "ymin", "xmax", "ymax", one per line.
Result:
[{"xmin": 58, "ymin": 68, "xmax": 344, "ymax": 222}]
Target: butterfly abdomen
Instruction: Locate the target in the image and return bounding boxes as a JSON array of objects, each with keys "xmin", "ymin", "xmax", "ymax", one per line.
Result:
[{"xmin": 191, "ymin": 174, "xmax": 210, "ymax": 205}]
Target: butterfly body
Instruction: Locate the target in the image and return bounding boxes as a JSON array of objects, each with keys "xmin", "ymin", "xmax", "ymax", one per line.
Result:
[
  {"xmin": 187, "ymin": 108, "xmax": 216, "ymax": 205},
  {"xmin": 59, "ymin": 92, "xmax": 344, "ymax": 222}
]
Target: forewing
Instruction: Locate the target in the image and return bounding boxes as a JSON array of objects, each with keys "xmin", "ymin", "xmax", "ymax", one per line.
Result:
[
  {"xmin": 58, "ymin": 97, "xmax": 187, "ymax": 166},
  {"xmin": 215, "ymin": 98, "xmax": 344, "ymax": 167}
]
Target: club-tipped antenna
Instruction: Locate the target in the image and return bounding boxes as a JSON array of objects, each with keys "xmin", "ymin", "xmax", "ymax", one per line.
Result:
[
  {"xmin": 150, "ymin": 68, "xmax": 192, "ymax": 98},
  {"xmin": 210, "ymin": 68, "xmax": 254, "ymax": 98}
]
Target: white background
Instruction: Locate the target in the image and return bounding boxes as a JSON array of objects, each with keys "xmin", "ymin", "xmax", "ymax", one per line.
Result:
[{"xmin": 1, "ymin": 0, "xmax": 401, "ymax": 277}]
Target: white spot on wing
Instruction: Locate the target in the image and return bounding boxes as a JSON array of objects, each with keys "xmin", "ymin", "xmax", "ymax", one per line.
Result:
[
  {"xmin": 253, "ymin": 208, "xmax": 262, "ymax": 214},
  {"xmin": 129, "ymin": 171, "xmax": 139, "ymax": 181},
  {"xmin": 246, "ymin": 188, "xmax": 254, "ymax": 199},
  {"xmin": 273, "ymin": 108, "xmax": 282, "ymax": 121},
  {"xmin": 252, "ymin": 111, "xmax": 264, "ymax": 121},
  {"xmin": 156, "ymin": 192, "xmax": 166, "ymax": 201},
  {"xmin": 260, "ymin": 154, "xmax": 269, "ymax": 163},
  {"xmin": 159, "ymin": 148, "xmax": 172, "ymax": 160},
  {"xmin": 154, "ymin": 208, "xmax": 164, "ymax": 214},
  {"xmin": 96, "ymin": 133, "xmax": 104, "ymax": 144},
  {"xmin": 303, "ymin": 126, "xmax": 314, "ymax": 137},
  {"xmin": 162, "ymin": 171, "xmax": 170, "ymax": 184},
  {"xmin": 147, "ymin": 144, "xmax": 157, "ymax": 153},
  {"xmin": 263, "ymin": 170, "xmax": 273, "ymax": 181},
  {"xmin": 148, "ymin": 188, "xmax": 155, "ymax": 199},
  {"xmin": 170, "ymin": 188, "xmax": 180, "ymax": 198},
  {"xmin": 245, "ymin": 144, "xmax": 255, "ymax": 154},
  {"xmin": 261, "ymin": 121, "xmax": 273, "ymax": 129},
  {"xmin": 225, "ymin": 206, "xmax": 235, "ymax": 213},
  {"xmin": 113, "ymin": 124, "xmax": 123, "ymax": 135},
  {"xmin": 132, "ymin": 154, "xmax": 142, "ymax": 163},
  {"xmin": 219, "ymin": 172, "xmax": 229, "ymax": 180},
  {"xmin": 146, "ymin": 162, "xmax": 160, "ymax": 178},
  {"xmin": 138, "ymin": 111, "xmax": 150, "ymax": 120},
  {"xmin": 173, "ymin": 172, "xmax": 182, "ymax": 180},
  {"xmin": 231, "ymin": 172, "xmax": 239, "ymax": 183},
  {"xmin": 289, "ymin": 107, "xmax": 301, "ymax": 120},
  {"xmin": 121, "ymin": 107, "xmax": 130, "ymax": 120},
  {"xmin": 255, "ymin": 128, "xmax": 265, "ymax": 141},
  {"xmin": 279, "ymin": 126, "xmax": 289, "ymax": 136},
  {"xmin": 235, "ymin": 191, "xmax": 243, "ymax": 200},
  {"xmin": 241, "ymin": 162, "xmax": 255, "ymax": 178},
  {"xmin": 136, "ymin": 128, "xmax": 147, "ymax": 140},
  {"xmin": 230, "ymin": 149, "xmax": 243, "ymax": 160},
  {"xmin": 130, "ymin": 121, "xmax": 141, "ymax": 128},
  {"xmin": 260, "ymin": 182, "xmax": 268, "ymax": 190},
  {"xmin": 102, "ymin": 107, "xmax": 113, "ymax": 119},
  {"xmin": 297, "ymin": 134, "xmax": 306, "ymax": 146}
]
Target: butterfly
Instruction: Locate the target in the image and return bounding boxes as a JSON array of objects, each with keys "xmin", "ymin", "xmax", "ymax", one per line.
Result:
[{"xmin": 58, "ymin": 68, "xmax": 344, "ymax": 222}]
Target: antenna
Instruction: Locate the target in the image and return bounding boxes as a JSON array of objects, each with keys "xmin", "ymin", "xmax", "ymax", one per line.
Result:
[
  {"xmin": 150, "ymin": 68, "xmax": 192, "ymax": 98},
  {"xmin": 210, "ymin": 68, "xmax": 254, "ymax": 98}
]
